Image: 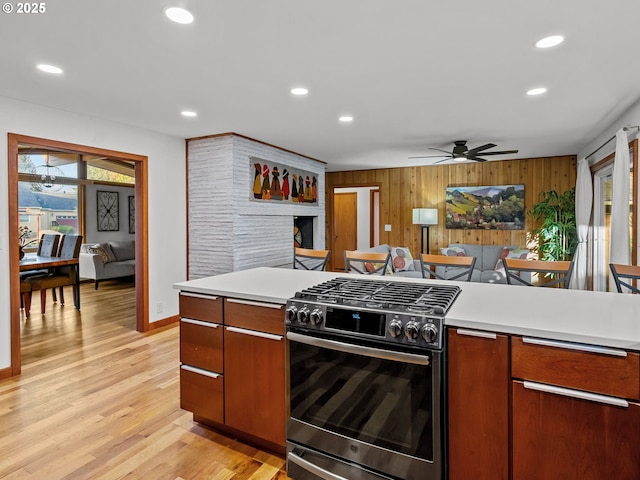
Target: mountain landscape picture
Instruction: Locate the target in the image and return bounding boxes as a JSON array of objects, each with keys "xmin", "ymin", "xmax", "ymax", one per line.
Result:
[{"xmin": 446, "ymin": 184, "xmax": 525, "ymax": 230}]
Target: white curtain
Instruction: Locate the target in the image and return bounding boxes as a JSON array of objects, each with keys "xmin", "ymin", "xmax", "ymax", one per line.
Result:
[
  {"xmin": 570, "ymin": 157, "xmax": 592, "ymax": 290},
  {"xmin": 609, "ymin": 128, "xmax": 631, "ymax": 290}
]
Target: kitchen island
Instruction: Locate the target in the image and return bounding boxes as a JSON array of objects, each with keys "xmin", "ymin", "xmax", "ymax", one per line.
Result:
[
  {"xmin": 174, "ymin": 267, "xmax": 640, "ymax": 480},
  {"xmin": 174, "ymin": 266, "xmax": 640, "ymax": 350}
]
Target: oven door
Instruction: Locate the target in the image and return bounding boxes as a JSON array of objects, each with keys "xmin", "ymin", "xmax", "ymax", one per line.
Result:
[{"xmin": 287, "ymin": 331, "xmax": 444, "ymax": 480}]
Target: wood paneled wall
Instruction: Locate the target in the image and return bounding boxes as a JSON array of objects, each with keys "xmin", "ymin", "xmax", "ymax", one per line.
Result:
[{"xmin": 326, "ymin": 156, "xmax": 577, "ymax": 262}]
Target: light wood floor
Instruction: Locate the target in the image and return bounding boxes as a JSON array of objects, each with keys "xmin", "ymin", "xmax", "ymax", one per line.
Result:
[{"xmin": 1, "ymin": 280, "xmax": 289, "ymax": 480}]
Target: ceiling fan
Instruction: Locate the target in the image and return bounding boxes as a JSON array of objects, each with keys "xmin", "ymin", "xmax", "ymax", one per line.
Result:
[{"xmin": 409, "ymin": 140, "xmax": 518, "ymax": 163}]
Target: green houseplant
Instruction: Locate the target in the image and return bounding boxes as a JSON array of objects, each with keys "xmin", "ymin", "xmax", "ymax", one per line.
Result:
[{"xmin": 528, "ymin": 188, "xmax": 577, "ymax": 261}]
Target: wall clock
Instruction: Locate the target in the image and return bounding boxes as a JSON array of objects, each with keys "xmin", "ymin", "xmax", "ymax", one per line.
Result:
[{"xmin": 97, "ymin": 190, "xmax": 119, "ymax": 231}]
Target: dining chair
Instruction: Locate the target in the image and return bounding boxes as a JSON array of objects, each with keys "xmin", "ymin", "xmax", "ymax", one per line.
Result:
[
  {"xmin": 609, "ymin": 263, "xmax": 640, "ymax": 294},
  {"xmin": 503, "ymin": 258, "xmax": 574, "ymax": 288},
  {"xmin": 28, "ymin": 235, "xmax": 83, "ymax": 313},
  {"xmin": 344, "ymin": 250, "xmax": 391, "ymax": 275},
  {"xmin": 37, "ymin": 233, "xmax": 61, "ymax": 257},
  {"xmin": 293, "ymin": 247, "xmax": 331, "ymax": 271},
  {"xmin": 419, "ymin": 253, "xmax": 476, "ymax": 281},
  {"xmin": 20, "ymin": 280, "xmax": 32, "ymax": 317}
]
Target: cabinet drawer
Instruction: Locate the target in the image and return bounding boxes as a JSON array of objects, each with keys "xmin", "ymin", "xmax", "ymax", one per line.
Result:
[
  {"xmin": 180, "ymin": 318, "xmax": 223, "ymax": 372},
  {"xmin": 179, "ymin": 292, "xmax": 223, "ymax": 324},
  {"xmin": 512, "ymin": 336, "xmax": 640, "ymax": 400},
  {"xmin": 180, "ymin": 365, "xmax": 224, "ymax": 424},
  {"xmin": 224, "ymin": 298, "xmax": 285, "ymax": 336}
]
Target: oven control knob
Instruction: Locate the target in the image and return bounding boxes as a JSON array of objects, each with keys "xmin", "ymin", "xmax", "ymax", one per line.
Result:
[
  {"xmin": 388, "ymin": 319, "xmax": 403, "ymax": 337},
  {"xmin": 286, "ymin": 306, "xmax": 298, "ymax": 322},
  {"xmin": 310, "ymin": 308, "xmax": 323, "ymax": 325},
  {"xmin": 422, "ymin": 324, "xmax": 438, "ymax": 343},
  {"xmin": 298, "ymin": 307, "xmax": 310, "ymax": 323},
  {"xmin": 404, "ymin": 321, "xmax": 420, "ymax": 341}
]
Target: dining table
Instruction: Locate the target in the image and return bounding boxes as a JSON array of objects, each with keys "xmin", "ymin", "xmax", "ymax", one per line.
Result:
[{"xmin": 19, "ymin": 254, "xmax": 81, "ymax": 309}]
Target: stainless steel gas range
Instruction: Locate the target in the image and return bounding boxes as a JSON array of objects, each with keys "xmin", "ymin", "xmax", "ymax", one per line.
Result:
[{"xmin": 285, "ymin": 277, "xmax": 461, "ymax": 480}]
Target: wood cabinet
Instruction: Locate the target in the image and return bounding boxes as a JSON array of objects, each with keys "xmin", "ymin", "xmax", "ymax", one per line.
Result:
[
  {"xmin": 179, "ymin": 292, "xmax": 286, "ymax": 452},
  {"xmin": 223, "ymin": 298, "xmax": 286, "ymax": 447},
  {"xmin": 179, "ymin": 292, "xmax": 224, "ymax": 423},
  {"xmin": 511, "ymin": 336, "xmax": 640, "ymax": 480},
  {"xmin": 447, "ymin": 328, "xmax": 509, "ymax": 480}
]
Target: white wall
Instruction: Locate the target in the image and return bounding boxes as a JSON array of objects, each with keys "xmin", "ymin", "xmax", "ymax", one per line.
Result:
[
  {"xmin": 85, "ymin": 184, "xmax": 135, "ymax": 244},
  {"xmin": 0, "ymin": 96, "xmax": 187, "ymax": 370},
  {"xmin": 336, "ymin": 186, "xmax": 379, "ymax": 249}
]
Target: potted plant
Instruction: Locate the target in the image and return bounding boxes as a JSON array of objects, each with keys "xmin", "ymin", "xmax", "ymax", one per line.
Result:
[
  {"xmin": 18, "ymin": 226, "xmax": 33, "ymax": 259},
  {"xmin": 528, "ymin": 188, "xmax": 577, "ymax": 261}
]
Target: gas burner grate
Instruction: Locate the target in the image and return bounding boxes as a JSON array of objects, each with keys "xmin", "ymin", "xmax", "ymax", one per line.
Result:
[{"xmin": 295, "ymin": 277, "xmax": 461, "ymax": 315}]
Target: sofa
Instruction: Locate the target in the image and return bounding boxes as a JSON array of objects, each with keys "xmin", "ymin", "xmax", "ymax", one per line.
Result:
[
  {"xmin": 351, "ymin": 244, "xmax": 423, "ymax": 278},
  {"xmin": 79, "ymin": 241, "xmax": 135, "ymax": 289},
  {"xmin": 354, "ymin": 243, "xmax": 530, "ymax": 283},
  {"xmin": 438, "ymin": 244, "xmax": 530, "ymax": 284}
]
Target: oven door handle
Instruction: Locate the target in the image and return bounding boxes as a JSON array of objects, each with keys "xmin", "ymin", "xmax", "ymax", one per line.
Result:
[
  {"xmin": 288, "ymin": 452, "xmax": 350, "ymax": 480},
  {"xmin": 286, "ymin": 332, "xmax": 430, "ymax": 366}
]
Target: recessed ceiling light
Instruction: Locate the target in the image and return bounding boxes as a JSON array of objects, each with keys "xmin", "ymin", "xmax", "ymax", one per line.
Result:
[
  {"xmin": 535, "ymin": 35, "xmax": 564, "ymax": 49},
  {"xmin": 290, "ymin": 87, "xmax": 309, "ymax": 96},
  {"xmin": 37, "ymin": 64, "xmax": 63, "ymax": 74},
  {"xmin": 165, "ymin": 7, "xmax": 194, "ymax": 24},
  {"xmin": 526, "ymin": 87, "xmax": 547, "ymax": 96},
  {"xmin": 181, "ymin": 110, "xmax": 197, "ymax": 117},
  {"xmin": 339, "ymin": 116, "xmax": 354, "ymax": 122}
]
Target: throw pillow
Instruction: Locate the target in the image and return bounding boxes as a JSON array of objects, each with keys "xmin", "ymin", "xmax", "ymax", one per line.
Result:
[
  {"xmin": 391, "ymin": 246, "xmax": 415, "ymax": 272},
  {"xmin": 440, "ymin": 246, "xmax": 466, "ymax": 257},
  {"xmin": 496, "ymin": 248, "xmax": 530, "ymax": 271},
  {"xmin": 494, "ymin": 247, "xmax": 512, "ymax": 270},
  {"xmin": 88, "ymin": 244, "xmax": 111, "ymax": 263},
  {"xmin": 364, "ymin": 261, "xmax": 393, "ymax": 275}
]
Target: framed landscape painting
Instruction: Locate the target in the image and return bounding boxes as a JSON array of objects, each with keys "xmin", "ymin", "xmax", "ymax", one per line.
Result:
[{"xmin": 446, "ymin": 184, "xmax": 525, "ymax": 230}]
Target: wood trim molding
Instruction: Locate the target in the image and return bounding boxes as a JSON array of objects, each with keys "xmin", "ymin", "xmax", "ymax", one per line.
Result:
[
  {"xmin": 0, "ymin": 366, "xmax": 11, "ymax": 381},
  {"xmin": 7, "ymin": 133, "xmax": 149, "ymax": 378},
  {"xmin": 184, "ymin": 132, "xmax": 326, "ymax": 164},
  {"xmin": 146, "ymin": 315, "xmax": 180, "ymax": 331}
]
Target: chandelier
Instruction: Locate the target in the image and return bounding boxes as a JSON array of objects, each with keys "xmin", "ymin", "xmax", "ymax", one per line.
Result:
[{"xmin": 30, "ymin": 158, "xmax": 64, "ymax": 192}]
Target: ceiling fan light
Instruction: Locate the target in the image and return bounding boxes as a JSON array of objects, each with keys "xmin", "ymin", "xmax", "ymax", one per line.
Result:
[{"xmin": 453, "ymin": 156, "xmax": 467, "ymax": 162}]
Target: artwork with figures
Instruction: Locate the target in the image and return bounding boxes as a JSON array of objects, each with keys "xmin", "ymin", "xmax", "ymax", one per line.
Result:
[
  {"xmin": 250, "ymin": 156, "xmax": 318, "ymax": 204},
  {"xmin": 128, "ymin": 195, "xmax": 135, "ymax": 234},
  {"xmin": 446, "ymin": 184, "xmax": 525, "ymax": 230},
  {"xmin": 97, "ymin": 190, "xmax": 119, "ymax": 231}
]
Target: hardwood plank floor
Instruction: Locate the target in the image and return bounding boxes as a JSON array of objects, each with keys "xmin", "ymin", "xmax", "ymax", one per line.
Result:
[{"xmin": 1, "ymin": 280, "xmax": 289, "ymax": 480}]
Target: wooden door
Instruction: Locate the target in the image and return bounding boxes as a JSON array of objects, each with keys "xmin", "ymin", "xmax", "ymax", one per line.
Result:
[
  {"xmin": 332, "ymin": 192, "xmax": 357, "ymax": 271},
  {"xmin": 447, "ymin": 328, "xmax": 509, "ymax": 480}
]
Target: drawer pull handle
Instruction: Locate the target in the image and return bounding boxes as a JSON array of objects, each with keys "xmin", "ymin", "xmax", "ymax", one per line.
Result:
[
  {"xmin": 226, "ymin": 298, "xmax": 283, "ymax": 309},
  {"xmin": 180, "ymin": 292, "xmax": 219, "ymax": 300},
  {"xmin": 522, "ymin": 337, "xmax": 627, "ymax": 358},
  {"xmin": 180, "ymin": 318, "xmax": 220, "ymax": 328},
  {"xmin": 456, "ymin": 329, "xmax": 497, "ymax": 340},
  {"xmin": 523, "ymin": 381, "xmax": 629, "ymax": 408},
  {"xmin": 226, "ymin": 326, "xmax": 283, "ymax": 341},
  {"xmin": 181, "ymin": 365, "xmax": 221, "ymax": 379}
]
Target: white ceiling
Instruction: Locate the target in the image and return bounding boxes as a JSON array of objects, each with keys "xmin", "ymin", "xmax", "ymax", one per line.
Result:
[{"xmin": 1, "ymin": 0, "xmax": 640, "ymax": 171}]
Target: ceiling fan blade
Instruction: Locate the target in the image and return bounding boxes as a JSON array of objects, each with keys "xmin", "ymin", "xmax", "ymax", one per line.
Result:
[
  {"xmin": 428, "ymin": 147, "xmax": 454, "ymax": 155},
  {"xmin": 473, "ymin": 150, "xmax": 519, "ymax": 156},
  {"xmin": 466, "ymin": 156, "xmax": 488, "ymax": 162},
  {"xmin": 408, "ymin": 154, "xmax": 452, "ymax": 159},
  {"xmin": 467, "ymin": 143, "xmax": 496, "ymax": 155},
  {"xmin": 433, "ymin": 157, "xmax": 452, "ymax": 164}
]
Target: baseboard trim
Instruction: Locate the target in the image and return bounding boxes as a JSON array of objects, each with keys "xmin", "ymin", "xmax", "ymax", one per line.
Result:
[
  {"xmin": 147, "ymin": 314, "xmax": 179, "ymax": 331},
  {"xmin": 0, "ymin": 366, "xmax": 13, "ymax": 381}
]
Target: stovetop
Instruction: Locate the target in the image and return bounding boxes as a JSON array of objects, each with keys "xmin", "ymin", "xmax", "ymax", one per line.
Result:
[{"xmin": 294, "ymin": 277, "xmax": 461, "ymax": 316}]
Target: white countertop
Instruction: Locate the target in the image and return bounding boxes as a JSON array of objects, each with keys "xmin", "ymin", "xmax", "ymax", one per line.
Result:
[{"xmin": 174, "ymin": 267, "xmax": 640, "ymax": 352}]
